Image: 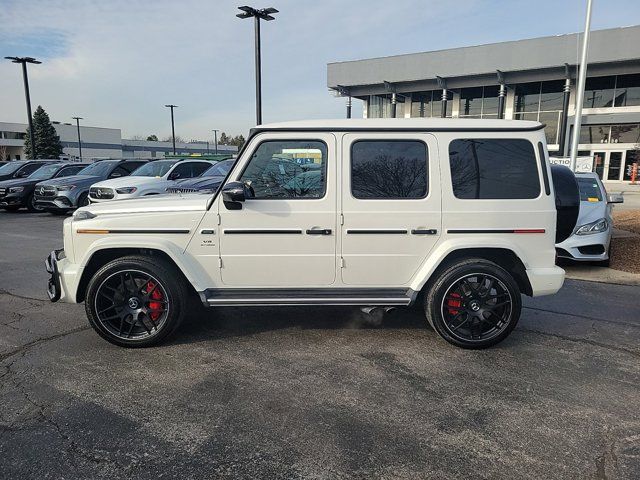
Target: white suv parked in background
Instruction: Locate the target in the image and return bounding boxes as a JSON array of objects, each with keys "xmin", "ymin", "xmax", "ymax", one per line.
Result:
[
  {"xmin": 47, "ymin": 119, "xmax": 577, "ymax": 350},
  {"xmin": 89, "ymin": 159, "xmax": 212, "ymax": 202}
]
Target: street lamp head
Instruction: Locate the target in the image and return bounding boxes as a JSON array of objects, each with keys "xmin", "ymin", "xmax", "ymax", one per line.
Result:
[
  {"xmin": 4, "ymin": 56, "xmax": 41, "ymax": 64},
  {"xmin": 236, "ymin": 6, "xmax": 278, "ymax": 20},
  {"xmin": 164, "ymin": 104, "xmax": 178, "ymax": 108},
  {"xmin": 72, "ymin": 116, "xmax": 83, "ymax": 120}
]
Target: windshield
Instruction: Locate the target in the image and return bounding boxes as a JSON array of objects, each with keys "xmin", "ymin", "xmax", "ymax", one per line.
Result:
[
  {"xmin": 131, "ymin": 161, "xmax": 176, "ymax": 177},
  {"xmin": 577, "ymin": 177, "xmax": 603, "ymax": 202},
  {"xmin": 202, "ymin": 160, "xmax": 234, "ymax": 177},
  {"xmin": 78, "ymin": 161, "xmax": 118, "ymax": 177},
  {"xmin": 0, "ymin": 162, "xmax": 25, "ymax": 175},
  {"xmin": 29, "ymin": 164, "xmax": 62, "ymax": 180}
]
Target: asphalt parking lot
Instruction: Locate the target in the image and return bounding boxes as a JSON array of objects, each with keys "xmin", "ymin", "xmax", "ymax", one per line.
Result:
[{"xmin": 1, "ymin": 211, "xmax": 639, "ymax": 479}]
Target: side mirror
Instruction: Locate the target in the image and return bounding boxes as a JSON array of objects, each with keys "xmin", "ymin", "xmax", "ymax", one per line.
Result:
[
  {"xmin": 110, "ymin": 172, "xmax": 122, "ymax": 178},
  {"xmin": 168, "ymin": 172, "xmax": 180, "ymax": 180},
  {"xmin": 17, "ymin": 170, "xmax": 30, "ymax": 178},
  {"xmin": 607, "ymin": 193, "xmax": 624, "ymax": 204},
  {"xmin": 222, "ymin": 181, "xmax": 253, "ymax": 210}
]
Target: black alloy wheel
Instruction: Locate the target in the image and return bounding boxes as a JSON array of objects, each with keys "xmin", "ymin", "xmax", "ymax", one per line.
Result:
[
  {"xmin": 27, "ymin": 193, "xmax": 43, "ymax": 212},
  {"xmin": 78, "ymin": 192, "xmax": 90, "ymax": 207},
  {"xmin": 425, "ymin": 259, "xmax": 522, "ymax": 349},
  {"xmin": 440, "ymin": 273, "xmax": 512, "ymax": 342},
  {"xmin": 85, "ymin": 256, "xmax": 188, "ymax": 347}
]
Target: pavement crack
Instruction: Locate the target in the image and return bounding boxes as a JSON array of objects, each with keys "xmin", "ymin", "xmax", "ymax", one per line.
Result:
[
  {"xmin": 0, "ymin": 288, "xmax": 47, "ymax": 303},
  {"xmin": 0, "ymin": 325, "xmax": 91, "ymax": 363},
  {"xmin": 523, "ymin": 305, "xmax": 640, "ymax": 329},
  {"xmin": 519, "ymin": 327, "xmax": 640, "ymax": 358}
]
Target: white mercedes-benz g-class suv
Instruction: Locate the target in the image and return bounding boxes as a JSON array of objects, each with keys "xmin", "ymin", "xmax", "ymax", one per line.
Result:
[{"xmin": 46, "ymin": 119, "xmax": 577, "ymax": 349}]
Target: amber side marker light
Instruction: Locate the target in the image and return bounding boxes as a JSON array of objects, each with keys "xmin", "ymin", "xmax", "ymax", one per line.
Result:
[{"xmin": 513, "ymin": 229, "xmax": 546, "ymax": 234}]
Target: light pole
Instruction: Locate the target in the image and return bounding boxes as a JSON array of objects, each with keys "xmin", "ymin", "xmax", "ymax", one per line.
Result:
[
  {"xmin": 212, "ymin": 129, "xmax": 219, "ymax": 155},
  {"xmin": 236, "ymin": 6, "xmax": 278, "ymax": 125},
  {"xmin": 5, "ymin": 56, "xmax": 41, "ymax": 158},
  {"xmin": 164, "ymin": 104, "xmax": 178, "ymax": 154},
  {"xmin": 72, "ymin": 116, "xmax": 83, "ymax": 161},
  {"xmin": 569, "ymin": 0, "xmax": 593, "ymax": 171}
]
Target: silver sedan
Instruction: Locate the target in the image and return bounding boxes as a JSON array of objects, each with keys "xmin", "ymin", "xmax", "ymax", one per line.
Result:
[{"xmin": 556, "ymin": 173, "xmax": 623, "ymax": 266}]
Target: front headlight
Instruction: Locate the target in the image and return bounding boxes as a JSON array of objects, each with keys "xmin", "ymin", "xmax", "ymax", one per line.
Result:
[
  {"xmin": 73, "ymin": 210, "xmax": 97, "ymax": 221},
  {"xmin": 116, "ymin": 187, "xmax": 137, "ymax": 194},
  {"xmin": 57, "ymin": 185, "xmax": 76, "ymax": 191},
  {"xmin": 575, "ymin": 218, "xmax": 608, "ymax": 235},
  {"xmin": 8, "ymin": 186, "xmax": 24, "ymax": 193}
]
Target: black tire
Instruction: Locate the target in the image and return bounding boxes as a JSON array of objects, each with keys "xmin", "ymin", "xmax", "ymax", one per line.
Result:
[
  {"xmin": 77, "ymin": 192, "xmax": 90, "ymax": 208},
  {"xmin": 85, "ymin": 255, "xmax": 189, "ymax": 347},
  {"xmin": 27, "ymin": 193, "xmax": 42, "ymax": 212},
  {"xmin": 424, "ymin": 258, "xmax": 522, "ymax": 349}
]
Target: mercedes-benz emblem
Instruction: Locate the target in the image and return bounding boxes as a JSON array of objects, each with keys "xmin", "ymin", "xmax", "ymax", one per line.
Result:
[
  {"xmin": 39, "ymin": 186, "xmax": 45, "ymax": 195},
  {"xmin": 95, "ymin": 189, "xmax": 102, "ymax": 198},
  {"xmin": 128, "ymin": 297, "xmax": 140, "ymax": 309}
]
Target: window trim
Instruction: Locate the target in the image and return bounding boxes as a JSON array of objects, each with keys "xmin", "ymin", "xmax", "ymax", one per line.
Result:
[
  {"xmin": 236, "ymin": 138, "xmax": 329, "ymax": 201},
  {"xmin": 537, "ymin": 142, "xmax": 551, "ymax": 196},
  {"xmin": 349, "ymin": 138, "xmax": 430, "ymax": 201},
  {"xmin": 448, "ymin": 137, "xmax": 542, "ymax": 201}
]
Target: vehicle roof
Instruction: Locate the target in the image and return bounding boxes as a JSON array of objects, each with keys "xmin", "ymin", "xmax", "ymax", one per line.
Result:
[{"xmin": 255, "ymin": 118, "xmax": 544, "ymax": 132}]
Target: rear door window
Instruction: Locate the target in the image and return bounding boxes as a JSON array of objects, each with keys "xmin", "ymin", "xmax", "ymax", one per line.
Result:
[
  {"xmin": 351, "ymin": 140, "xmax": 428, "ymax": 199},
  {"xmin": 449, "ymin": 139, "xmax": 541, "ymax": 199}
]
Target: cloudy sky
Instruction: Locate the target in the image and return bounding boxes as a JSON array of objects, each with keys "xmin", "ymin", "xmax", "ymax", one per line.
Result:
[{"xmin": 1, "ymin": 0, "xmax": 639, "ymax": 141}]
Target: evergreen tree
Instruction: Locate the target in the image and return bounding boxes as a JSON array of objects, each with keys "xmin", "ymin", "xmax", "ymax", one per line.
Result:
[
  {"xmin": 230, "ymin": 134, "xmax": 246, "ymax": 149},
  {"xmin": 24, "ymin": 106, "xmax": 63, "ymax": 159},
  {"xmin": 146, "ymin": 134, "xmax": 158, "ymax": 141},
  {"xmin": 218, "ymin": 132, "xmax": 230, "ymax": 145}
]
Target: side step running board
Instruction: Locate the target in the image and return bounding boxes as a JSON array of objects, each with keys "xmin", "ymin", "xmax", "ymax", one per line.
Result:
[{"xmin": 202, "ymin": 288, "xmax": 415, "ymax": 307}]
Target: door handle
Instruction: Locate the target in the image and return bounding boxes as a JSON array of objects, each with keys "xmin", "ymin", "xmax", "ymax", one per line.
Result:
[
  {"xmin": 411, "ymin": 229, "xmax": 438, "ymax": 235},
  {"xmin": 306, "ymin": 228, "xmax": 332, "ymax": 235}
]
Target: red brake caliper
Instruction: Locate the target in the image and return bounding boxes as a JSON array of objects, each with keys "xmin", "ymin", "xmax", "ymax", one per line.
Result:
[
  {"xmin": 446, "ymin": 292, "xmax": 462, "ymax": 315},
  {"xmin": 145, "ymin": 281, "xmax": 164, "ymax": 321}
]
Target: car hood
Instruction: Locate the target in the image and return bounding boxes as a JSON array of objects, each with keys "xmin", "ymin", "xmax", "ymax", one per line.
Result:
[
  {"xmin": 173, "ymin": 175, "xmax": 226, "ymax": 189},
  {"xmin": 575, "ymin": 200, "xmax": 608, "ymax": 226},
  {"xmin": 0, "ymin": 177, "xmax": 38, "ymax": 189},
  {"xmin": 37, "ymin": 174, "xmax": 100, "ymax": 188},
  {"xmin": 79, "ymin": 194, "xmax": 211, "ymax": 216},
  {"xmin": 91, "ymin": 176, "xmax": 167, "ymax": 189}
]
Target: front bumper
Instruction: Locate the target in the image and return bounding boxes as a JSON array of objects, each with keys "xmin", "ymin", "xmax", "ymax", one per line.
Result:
[
  {"xmin": 34, "ymin": 194, "xmax": 75, "ymax": 211},
  {"xmin": 0, "ymin": 193, "xmax": 28, "ymax": 207},
  {"xmin": 45, "ymin": 249, "xmax": 65, "ymax": 302},
  {"xmin": 556, "ymin": 229, "xmax": 611, "ymax": 262}
]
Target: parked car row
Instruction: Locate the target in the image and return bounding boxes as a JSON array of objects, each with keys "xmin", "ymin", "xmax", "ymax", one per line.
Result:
[{"xmin": 0, "ymin": 157, "xmax": 234, "ymax": 215}]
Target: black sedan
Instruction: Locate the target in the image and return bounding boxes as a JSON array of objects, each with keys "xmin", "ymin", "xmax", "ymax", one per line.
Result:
[
  {"xmin": 166, "ymin": 159, "xmax": 234, "ymax": 194},
  {"xmin": 0, "ymin": 162, "xmax": 89, "ymax": 212}
]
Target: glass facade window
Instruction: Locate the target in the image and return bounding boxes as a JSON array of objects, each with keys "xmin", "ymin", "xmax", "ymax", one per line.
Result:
[
  {"xmin": 611, "ymin": 124, "xmax": 640, "ymax": 144},
  {"xmin": 459, "ymin": 86, "xmax": 499, "ymax": 118},
  {"xmin": 410, "ymin": 90, "xmax": 452, "ymax": 118},
  {"xmin": 623, "ymin": 150, "xmax": 640, "ymax": 181},
  {"xmin": 368, "ymin": 95, "xmax": 405, "ymax": 118},
  {"xmin": 583, "ymin": 76, "xmax": 616, "ymax": 108},
  {"xmin": 614, "ymin": 74, "xmax": 640, "ymax": 107},
  {"xmin": 514, "ymin": 81, "xmax": 563, "ymax": 144},
  {"xmin": 1, "ymin": 131, "xmax": 26, "ymax": 140},
  {"xmin": 580, "ymin": 125, "xmax": 610, "ymax": 144}
]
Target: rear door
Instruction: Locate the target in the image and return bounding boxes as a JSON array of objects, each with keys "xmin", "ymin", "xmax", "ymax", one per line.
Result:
[{"xmin": 340, "ymin": 133, "xmax": 441, "ymax": 286}]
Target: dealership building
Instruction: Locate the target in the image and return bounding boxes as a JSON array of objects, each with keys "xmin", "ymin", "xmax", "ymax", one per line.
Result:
[
  {"xmin": 328, "ymin": 25, "xmax": 640, "ymax": 182},
  {"xmin": 0, "ymin": 121, "xmax": 236, "ymax": 161}
]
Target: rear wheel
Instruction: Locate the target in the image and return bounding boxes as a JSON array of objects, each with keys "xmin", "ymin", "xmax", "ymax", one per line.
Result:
[
  {"xmin": 425, "ymin": 259, "xmax": 522, "ymax": 349},
  {"xmin": 85, "ymin": 255, "xmax": 189, "ymax": 347}
]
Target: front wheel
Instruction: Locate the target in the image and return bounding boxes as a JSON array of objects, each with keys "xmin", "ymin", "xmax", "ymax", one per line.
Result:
[
  {"xmin": 424, "ymin": 259, "xmax": 522, "ymax": 349},
  {"xmin": 85, "ymin": 255, "xmax": 189, "ymax": 347},
  {"xmin": 27, "ymin": 193, "xmax": 43, "ymax": 212}
]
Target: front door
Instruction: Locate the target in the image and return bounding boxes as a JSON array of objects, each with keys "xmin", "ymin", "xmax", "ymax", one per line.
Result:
[
  {"xmin": 592, "ymin": 151, "xmax": 606, "ymax": 179},
  {"xmin": 340, "ymin": 133, "xmax": 441, "ymax": 286},
  {"xmin": 605, "ymin": 151, "xmax": 625, "ymax": 181},
  {"xmin": 218, "ymin": 133, "xmax": 337, "ymax": 287}
]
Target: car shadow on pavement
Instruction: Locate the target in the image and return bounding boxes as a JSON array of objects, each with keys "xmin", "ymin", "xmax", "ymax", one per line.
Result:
[{"xmin": 171, "ymin": 305, "xmax": 430, "ymax": 346}]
